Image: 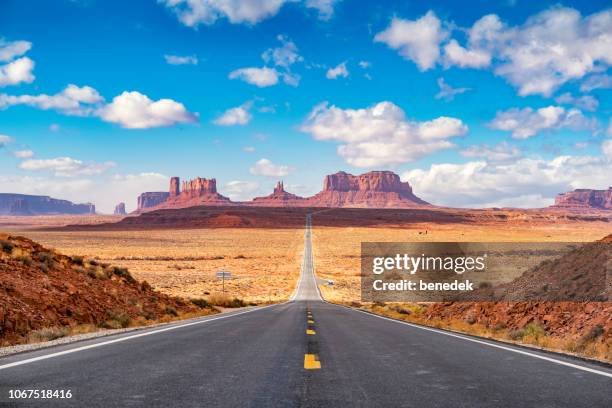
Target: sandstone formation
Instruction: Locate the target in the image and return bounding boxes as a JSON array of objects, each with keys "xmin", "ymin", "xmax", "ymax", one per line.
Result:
[
  {"xmin": 551, "ymin": 188, "xmax": 612, "ymax": 211},
  {"xmin": 136, "ymin": 192, "xmax": 169, "ymax": 211},
  {"xmin": 252, "ymin": 181, "xmax": 305, "ymax": 206},
  {"xmin": 135, "ymin": 171, "xmax": 430, "ymax": 211},
  {"xmin": 114, "ymin": 202, "xmax": 127, "ymax": 216},
  {"xmin": 304, "ymin": 171, "xmax": 429, "ymax": 208},
  {"xmin": 0, "ymin": 193, "xmax": 95, "ymax": 216}
]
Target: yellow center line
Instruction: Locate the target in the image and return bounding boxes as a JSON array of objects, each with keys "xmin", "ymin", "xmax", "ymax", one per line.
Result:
[
  {"xmin": 304, "ymin": 354, "xmax": 321, "ymax": 369},
  {"xmin": 306, "ymin": 329, "xmax": 316, "ymax": 335},
  {"xmin": 308, "ymin": 319, "xmax": 314, "ymax": 324}
]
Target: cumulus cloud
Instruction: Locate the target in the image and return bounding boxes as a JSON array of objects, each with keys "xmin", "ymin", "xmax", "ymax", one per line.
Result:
[
  {"xmin": 19, "ymin": 156, "xmax": 116, "ymax": 177},
  {"xmin": 554, "ymin": 93, "xmax": 599, "ymax": 112},
  {"xmin": 459, "ymin": 141, "xmax": 521, "ymax": 163},
  {"xmin": 0, "ymin": 57, "xmax": 35, "ymax": 87},
  {"xmin": 13, "ymin": 150, "xmax": 34, "ymax": 158},
  {"xmin": 229, "ymin": 67, "xmax": 279, "ymax": 87},
  {"xmin": 326, "ymin": 62, "xmax": 349, "ymax": 79},
  {"xmin": 374, "ymin": 12, "xmax": 448, "ymax": 71},
  {"xmin": 403, "ymin": 154, "xmax": 612, "ymax": 208},
  {"xmin": 96, "ymin": 91, "xmax": 198, "ymax": 128},
  {"xmin": 0, "ymin": 84, "xmax": 103, "ymax": 115},
  {"xmin": 0, "ymin": 40, "xmax": 32, "ymax": 62},
  {"xmin": 160, "ymin": 0, "xmax": 341, "ymax": 26},
  {"xmin": 214, "ymin": 102, "xmax": 252, "ymax": 126},
  {"xmin": 378, "ymin": 8, "xmax": 612, "ymax": 96},
  {"xmin": 451, "ymin": 8, "xmax": 612, "ymax": 96},
  {"xmin": 232, "ymin": 35, "xmax": 302, "ymax": 87},
  {"xmin": 164, "ymin": 54, "xmax": 198, "ymax": 65},
  {"xmin": 305, "ymin": 0, "xmax": 340, "ymax": 20},
  {"xmin": 301, "ymin": 101, "xmax": 467, "ymax": 167},
  {"xmin": 222, "ymin": 180, "xmax": 260, "ymax": 201},
  {"xmin": 249, "ymin": 158, "xmax": 293, "ymax": 177},
  {"xmin": 489, "ymin": 106, "xmax": 598, "ymax": 139},
  {"xmin": 435, "ymin": 77, "xmax": 470, "ymax": 101},
  {"xmin": 159, "ymin": 0, "xmax": 288, "ymax": 26}
]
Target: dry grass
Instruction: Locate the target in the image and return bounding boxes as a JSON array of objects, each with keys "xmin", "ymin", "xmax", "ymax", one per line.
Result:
[
  {"xmin": 312, "ymin": 222, "xmax": 611, "ymax": 304},
  {"xmin": 12, "ymin": 228, "xmax": 305, "ymax": 304}
]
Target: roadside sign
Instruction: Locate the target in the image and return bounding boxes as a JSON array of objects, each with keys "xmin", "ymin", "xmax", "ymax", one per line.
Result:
[{"xmin": 216, "ymin": 270, "xmax": 232, "ymax": 279}]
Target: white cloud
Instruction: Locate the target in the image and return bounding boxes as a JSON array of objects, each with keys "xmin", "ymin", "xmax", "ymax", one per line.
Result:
[
  {"xmin": 98, "ymin": 91, "xmax": 197, "ymax": 128},
  {"xmin": 374, "ymin": 12, "xmax": 448, "ymax": 71},
  {"xmin": 13, "ymin": 150, "xmax": 34, "ymax": 158},
  {"xmin": 358, "ymin": 60, "xmax": 371, "ymax": 69},
  {"xmin": 301, "ymin": 101, "xmax": 467, "ymax": 167},
  {"xmin": 0, "ymin": 40, "xmax": 32, "ymax": 62},
  {"xmin": 222, "ymin": 180, "xmax": 260, "ymax": 201},
  {"xmin": 459, "ymin": 141, "xmax": 521, "ymax": 163},
  {"xmin": 580, "ymin": 74, "xmax": 611, "ymax": 92},
  {"xmin": 242, "ymin": 146, "xmax": 256, "ymax": 152},
  {"xmin": 232, "ymin": 35, "xmax": 302, "ymax": 87},
  {"xmin": 19, "ymin": 157, "xmax": 116, "ymax": 177},
  {"xmin": 49, "ymin": 123, "xmax": 60, "ymax": 132},
  {"xmin": 445, "ymin": 8, "xmax": 612, "ymax": 96},
  {"xmin": 0, "ymin": 84, "xmax": 103, "ymax": 115},
  {"xmin": 602, "ymin": 139, "xmax": 612, "ymax": 159},
  {"xmin": 403, "ymin": 154, "xmax": 612, "ymax": 208},
  {"xmin": 0, "ymin": 57, "xmax": 35, "ymax": 87},
  {"xmin": 305, "ymin": 0, "xmax": 339, "ymax": 20},
  {"xmin": 435, "ymin": 77, "xmax": 470, "ymax": 101},
  {"xmin": 443, "ymin": 39, "xmax": 491, "ymax": 68},
  {"xmin": 214, "ymin": 102, "xmax": 252, "ymax": 126},
  {"xmin": 554, "ymin": 92, "xmax": 599, "ymax": 112},
  {"xmin": 0, "ymin": 134, "xmax": 13, "ymax": 147},
  {"xmin": 489, "ymin": 105, "xmax": 598, "ymax": 139},
  {"xmin": 262, "ymin": 35, "xmax": 302, "ymax": 69},
  {"xmin": 326, "ymin": 62, "xmax": 349, "ymax": 79},
  {"xmin": 164, "ymin": 54, "xmax": 198, "ymax": 65},
  {"xmin": 249, "ymin": 158, "xmax": 293, "ymax": 177},
  {"xmin": 159, "ymin": 0, "xmax": 288, "ymax": 26},
  {"xmin": 229, "ymin": 67, "xmax": 279, "ymax": 87}
]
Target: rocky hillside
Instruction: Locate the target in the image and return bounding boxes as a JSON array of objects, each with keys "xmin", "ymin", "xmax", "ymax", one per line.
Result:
[{"xmin": 0, "ymin": 233, "xmax": 208, "ymax": 346}]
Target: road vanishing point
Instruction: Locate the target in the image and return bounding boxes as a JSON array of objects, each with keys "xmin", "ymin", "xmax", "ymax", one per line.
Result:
[{"xmin": 0, "ymin": 214, "xmax": 611, "ymax": 407}]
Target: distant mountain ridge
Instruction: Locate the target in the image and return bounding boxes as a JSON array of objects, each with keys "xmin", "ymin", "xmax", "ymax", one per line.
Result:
[{"xmin": 0, "ymin": 193, "xmax": 95, "ymax": 216}]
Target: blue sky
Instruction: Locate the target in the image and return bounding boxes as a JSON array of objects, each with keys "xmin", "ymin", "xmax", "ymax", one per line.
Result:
[{"xmin": 0, "ymin": 0, "xmax": 610, "ymax": 212}]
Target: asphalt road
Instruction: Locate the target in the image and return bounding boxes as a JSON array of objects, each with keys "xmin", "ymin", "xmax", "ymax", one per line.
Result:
[{"xmin": 0, "ymin": 214, "xmax": 610, "ymax": 407}]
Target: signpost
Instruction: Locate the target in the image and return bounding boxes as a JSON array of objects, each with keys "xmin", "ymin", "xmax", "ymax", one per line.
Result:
[{"xmin": 216, "ymin": 270, "xmax": 232, "ymax": 293}]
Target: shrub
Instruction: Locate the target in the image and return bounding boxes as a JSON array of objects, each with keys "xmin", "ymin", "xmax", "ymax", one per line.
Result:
[
  {"xmin": 39, "ymin": 263, "xmax": 50, "ymax": 274},
  {"xmin": 191, "ymin": 298, "xmax": 210, "ymax": 308},
  {"xmin": 523, "ymin": 323, "xmax": 545, "ymax": 341},
  {"xmin": 71, "ymin": 255, "xmax": 84, "ymax": 265},
  {"xmin": 16, "ymin": 255, "xmax": 32, "ymax": 266},
  {"xmin": 28, "ymin": 326, "xmax": 69, "ymax": 343},
  {"xmin": 104, "ymin": 311, "xmax": 131, "ymax": 329},
  {"xmin": 140, "ymin": 281, "xmax": 152, "ymax": 291},
  {"xmin": 0, "ymin": 239, "xmax": 13, "ymax": 253},
  {"xmin": 207, "ymin": 294, "xmax": 246, "ymax": 308},
  {"xmin": 112, "ymin": 267, "xmax": 135, "ymax": 283},
  {"xmin": 508, "ymin": 329, "xmax": 525, "ymax": 340},
  {"xmin": 37, "ymin": 251, "xmax": 55, "ymax": 268},
  {"xmin": 165, "ymin": 306, "xmax": 178, "ymax": 317},
  {"xmin": 581, "ymin": 325, "xmax": 604, "ymax": 344}
]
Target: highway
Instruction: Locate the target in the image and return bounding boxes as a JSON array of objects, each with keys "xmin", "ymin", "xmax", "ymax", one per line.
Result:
[{"xmin": 0, "ymin": 214, "xmax": 610, "ymax": 407}]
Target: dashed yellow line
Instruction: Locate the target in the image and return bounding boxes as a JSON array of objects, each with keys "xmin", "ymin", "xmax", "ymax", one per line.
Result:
[
  {"xmin": 306, "ymin": 329, "xmax": 316, "ymax": 335},
  {"xmin": 307, "ymin": 319, "xmax": 314, "ymax": 324},
  {"xmin": 304, "ymin": 354, "xmax": 321, "ymax": 369}
]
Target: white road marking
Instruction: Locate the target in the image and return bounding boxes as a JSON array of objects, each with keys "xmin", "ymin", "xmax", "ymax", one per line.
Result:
[
  {"xmin": 352, "ymin": 308, "xmax": 612, "ymax": 379},
  {"xmin": 0, "ymin": 304, "xmax": 281, "ymax": 371}
]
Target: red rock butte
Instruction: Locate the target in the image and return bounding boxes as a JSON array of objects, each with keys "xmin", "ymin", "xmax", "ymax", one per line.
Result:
[
  {"xmin": 136, "ymin": 171, "xmax": 430, "ymax": 212},
  {"xmin": 550, "ymin": 187, "xmax": 612, "ymax": 211}
]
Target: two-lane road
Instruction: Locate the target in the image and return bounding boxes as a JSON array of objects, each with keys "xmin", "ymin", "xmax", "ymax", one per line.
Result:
[{"xmin": 1, "ymin": 214, "xmax": 610, "ymax": 407}]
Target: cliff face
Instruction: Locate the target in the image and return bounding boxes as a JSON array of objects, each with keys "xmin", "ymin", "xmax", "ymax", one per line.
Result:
[
  {"xmin": 251, "ymin": 181, "xmax": 305, "ymax": 206},
  {"xmin": 304, "ymin": 171, "xmax": 429, "ymax": 208},
  {"xmin": 0, "ymin": 194, "xmax": 95, "ymax": 216},
  {"xmin": 551, "ymin": 188, "xmax": 612, "ymax": 211},
  {"xmin": 136, "ymin": 192, "xmax": 169, "ymax": 211}
]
